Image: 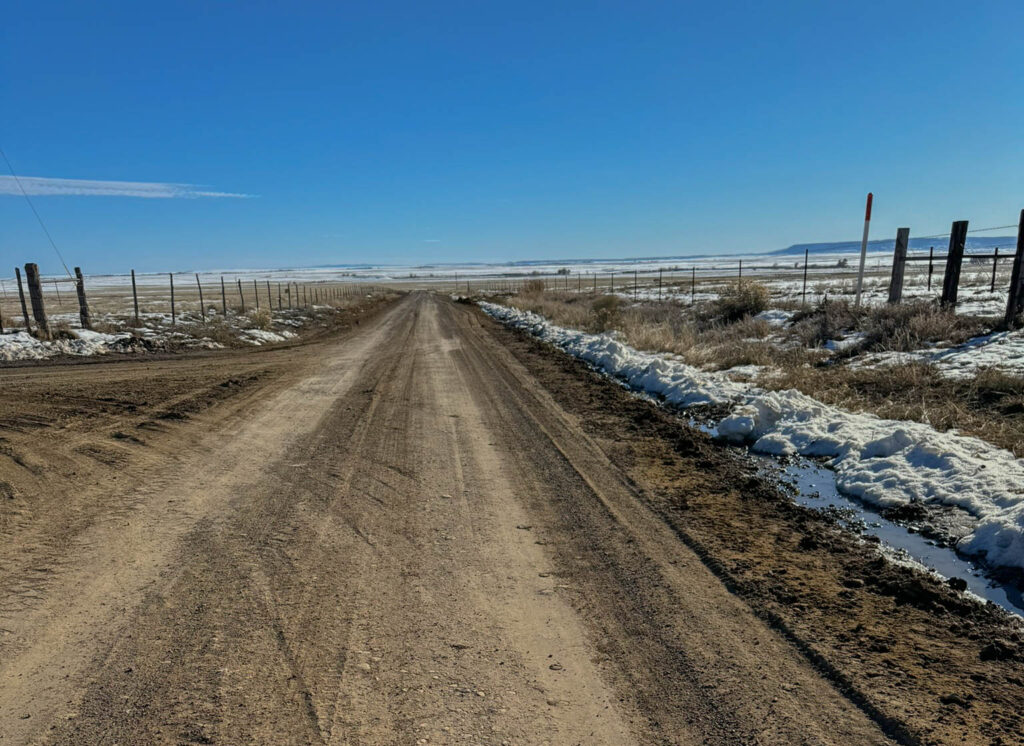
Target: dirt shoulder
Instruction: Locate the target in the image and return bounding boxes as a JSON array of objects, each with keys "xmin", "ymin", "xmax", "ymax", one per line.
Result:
[{"xmin": 473, "ymin": 299, "xmax": 1024, "ymax": 745}]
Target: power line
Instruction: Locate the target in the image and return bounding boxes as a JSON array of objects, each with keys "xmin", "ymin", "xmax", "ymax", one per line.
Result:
[{"xmin": 0, "ymin": 146, "xmax": 73, "ymax": 278}]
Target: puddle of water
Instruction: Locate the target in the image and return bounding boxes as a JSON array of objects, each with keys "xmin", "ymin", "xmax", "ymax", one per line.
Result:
[
  {"xmin": 760, "ymin": 453, "xmax": 1024, "ymax": 617},
  {"xmin": 610, "ymin": 369, "xmax": 1023, "ymax": 617}
]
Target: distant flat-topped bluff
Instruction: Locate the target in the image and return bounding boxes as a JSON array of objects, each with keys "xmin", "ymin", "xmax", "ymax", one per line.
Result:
[{"xmin": 772, "ymin": 236, "xmax": 1016, "ymax": 256}]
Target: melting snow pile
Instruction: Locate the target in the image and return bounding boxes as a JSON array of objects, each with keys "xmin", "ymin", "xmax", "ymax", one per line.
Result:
[
  {"xmin": 0, "ymin": 329, "xmax": 137, "ymax": 361},
  {"xmin": 242, "ymin": 329, "xmax": 297, "ymax": 345},
  {"xmin": 479, "ymin": 301, "xmax": 1024, "ymax": 573},
  {"xmin": 753, "ymin": 309, "xmax": 794, "ymax": 327}
]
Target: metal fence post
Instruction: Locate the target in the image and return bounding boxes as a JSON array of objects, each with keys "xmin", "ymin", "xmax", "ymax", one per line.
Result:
[
  {"xmin": 801, "ymin": 248, "xmax": 809, "ymax": 306},
  {"xmin": 131, "ymin": 269, "xmax": 140, "ymax": 326}
]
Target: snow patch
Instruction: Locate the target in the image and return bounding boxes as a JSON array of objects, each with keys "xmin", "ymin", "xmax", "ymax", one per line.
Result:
[{"xmin": 754, "ymin": 309, "xmax": 794, "ymax": 327}]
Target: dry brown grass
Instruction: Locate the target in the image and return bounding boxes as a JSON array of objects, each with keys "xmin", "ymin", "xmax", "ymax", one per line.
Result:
[
  {"xmin": 762, "ymin": 362, "xmax": 1024, "ymax": 456},
  {"xmin": 500, "ymin": 289, "xmax": 1024, "ymax": 455},
  {"xmin": 246, "ymin": 309, "xmax": 273, "ymax": 330},
  {"xmin": 708, "ymin": 280, "xmax": 770, "ymax": 322}
]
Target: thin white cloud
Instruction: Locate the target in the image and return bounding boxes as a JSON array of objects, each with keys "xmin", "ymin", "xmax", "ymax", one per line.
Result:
[{"xmin": 0, "ymin": 175, "xmax": 253, "ymax": 198}]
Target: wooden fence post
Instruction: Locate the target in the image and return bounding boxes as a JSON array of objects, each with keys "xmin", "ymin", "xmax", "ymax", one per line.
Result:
[
  {"xmin": 658, "ymin": 268, "xmax": 662, "ymax": 300},
  {"xmin": 131, "ymin": 269, "xmax": 140, "ymax": 326},
  {"xmin": 887, "ymin": 228, "xmax": 910, "ymax": 304},
  {"xmin": 927, "ymin": 247, "xmax": 934, "ymax": 292},
  {"xmin": 195, "ymin": 273, "xmax": 206, "ymax": 321},
  {"xmin": 278, "ymin": 283, "xmax": 282, "ymax": 310},
  {"xmin": 74, "ymin": 267, "xmax": 92, "ymax": 329},
  {"xmin": 253, "ymin": 279, "xmax": 260, "ymax": 311},
  {"xmin": 266, "ymin": 280, "xmax": 272, "ymax": 310},
  {"xmin": 221, "ymin": 276, "xmax": 228, "ymax": 316},
  {"xmin": 169, "ymin": 273, "xmax": 176, "ymax": 326},
  {"xmin": 14, "ymin": 267, "xmax": 31, "ymax": 333},
  {"xmin": 237, "ymin": 279, "xmax": 245, "ymax": 312},
  {"xmin": 991, "ymin": 247, "xmax": 1000, "ymax": 293},
  {"xmin": 738, "ymin": 260, "xmax": 742, "ymax": 281},
  {"xmin": 24, "ymin": 263, "xmax": 50, "ymax": 339},
  {"xmin": 940, "ymin": 220, "xmax": 968, "ymax": 308},
  {"xmin": 1004, "ymin": 210, "xmax": 1024, "ymax": 327},
  {"xmin": 691, "ymin": 267, "xmax": 696, "ymax": 304},
  {"xmin": 610, "ymin": 273, "xmax": 614, "ymax": 293},
  {"xmin": 53, "ymin": 280, "xmax": 62, "ymax": 307}
]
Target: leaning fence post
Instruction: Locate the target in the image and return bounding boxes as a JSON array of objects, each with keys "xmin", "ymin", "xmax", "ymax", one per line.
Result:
[
  {"xmin": 23, "ymin": 264, "xmax": 50, "ymax": 339},
  {"xmin": 237, "ymin": 279, "xmax": 245, "ymax": 312},
  {"xmin": 74, "ymin": 267, "xmax": 93, "ymax": 329},
  {"xmin": 15, "ymin": 268, "xmax": 31, "ymax": 334},
  {"xmin": 53, "ymin": 280, "xmax": 62, "ymax": 307},
  {"xmin": 1004, "ymin": 210, "xmax": 1024, "ymax": 327},
  {"xmin": 169, "ymin": 272, "xmax": 176, "ymax": 326},
  {"xmin": 887, "ymin": 228, "xmax": 910, "ymax": 304},
  {"xmin": 131, "ymin": 269, "xmax": 140, "ymax": 326},
  {"xmin": 940, "ymin": 220, "xmax": 969, "ymax": 308},
  {"xmin": 221, "ymin": 276, "xmax": 228, "ymax": 315},
  {"xmin": 195, "ymin": 273, "xmax": 206, "ymax": 321}
]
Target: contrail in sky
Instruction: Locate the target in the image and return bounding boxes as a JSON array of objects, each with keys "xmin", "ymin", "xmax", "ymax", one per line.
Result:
[{"xmin": 0, "ymin": 175, "xmax": 253, "ymax": 198}]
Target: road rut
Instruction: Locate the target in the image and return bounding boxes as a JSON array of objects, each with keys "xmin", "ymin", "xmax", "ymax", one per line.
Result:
[{"xmin": 0, "ymin": 293, "xmax": 891, "ymax": 744}]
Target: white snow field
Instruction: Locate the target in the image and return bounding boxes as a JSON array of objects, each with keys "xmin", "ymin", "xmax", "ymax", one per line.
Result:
[{"xmin": 479, "ymin": 301, "xmax": 1024, "ymax": 574}]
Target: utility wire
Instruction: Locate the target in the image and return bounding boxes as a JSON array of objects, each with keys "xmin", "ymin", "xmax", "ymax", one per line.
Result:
[
  {"xmin": 0, "ymin": 146, "xmax": 73, "ymax": 278},
  {"xmin": 916, "ymin": 223, "xmax": 1019, "ymax": 240}
]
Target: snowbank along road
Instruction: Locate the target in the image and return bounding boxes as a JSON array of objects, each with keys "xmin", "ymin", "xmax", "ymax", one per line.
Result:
[{"xmin": 0, "ymin": 292, "xmax": 1020, "ymax": 744}]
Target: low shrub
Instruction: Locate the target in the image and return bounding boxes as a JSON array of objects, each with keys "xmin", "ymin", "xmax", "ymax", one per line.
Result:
[
  {"xmin": 591, "ymin": 294, "xmax": 622, "ymax": 331},
  {"xmin": 247, "ymin": 309, "xmax": 273, "ymax": 330},
  {"xmin": 521, "ymin": 279, "xmax": 546, "ymax": 294},
  {"xmin": 711, "ymin": 281, "xmax": 769, "ymax": 323}
]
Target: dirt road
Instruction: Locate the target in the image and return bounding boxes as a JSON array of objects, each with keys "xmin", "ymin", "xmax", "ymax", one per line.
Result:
[{"xmin": 0, "ymin": 292, "xmax": 1019, "ymax": 744}]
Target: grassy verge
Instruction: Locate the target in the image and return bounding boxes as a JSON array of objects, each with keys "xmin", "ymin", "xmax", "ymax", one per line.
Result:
[{"xmin": 493, "ymin": 285, "xmax": 1024, "ymax": 456}]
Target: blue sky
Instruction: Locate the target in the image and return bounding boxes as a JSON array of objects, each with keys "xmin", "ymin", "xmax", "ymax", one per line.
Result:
[{"xmin": 2, "ymin": 1, "xmax": 1022, "ymax": 273}]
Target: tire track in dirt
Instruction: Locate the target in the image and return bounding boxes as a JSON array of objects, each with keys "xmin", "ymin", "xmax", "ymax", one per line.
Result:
[{"xmin": 1, "ymin": 293, "xmax": 904, "ymax": 744}]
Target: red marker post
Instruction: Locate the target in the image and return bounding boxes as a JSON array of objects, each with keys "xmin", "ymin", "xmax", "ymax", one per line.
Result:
[{"xmin": 854, "ymin": 192, "xmax": 873, "ymax": 307}]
